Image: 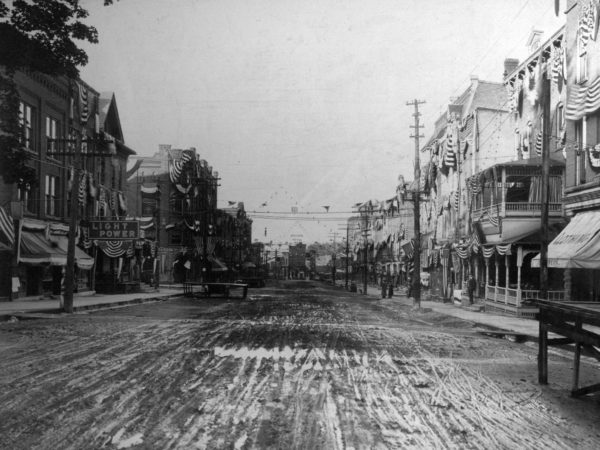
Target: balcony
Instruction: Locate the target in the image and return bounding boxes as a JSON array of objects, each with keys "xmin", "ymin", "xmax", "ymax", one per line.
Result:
[{"xmin": 473, "ymin": 201, "xmax": 563, "ymax": 219}]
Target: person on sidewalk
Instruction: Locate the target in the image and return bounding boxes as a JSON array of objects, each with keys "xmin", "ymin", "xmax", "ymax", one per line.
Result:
[{"xmin": 467, "ymin": 275, "xmax": 476, "ymax": 305}]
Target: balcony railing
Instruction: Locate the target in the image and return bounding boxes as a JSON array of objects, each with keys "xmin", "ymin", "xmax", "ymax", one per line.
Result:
[{"xmin": 473, "ymin": 201, "xmax": 562, "ymax": 219}]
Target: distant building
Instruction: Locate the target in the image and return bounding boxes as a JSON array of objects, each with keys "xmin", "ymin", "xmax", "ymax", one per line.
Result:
[{"xmin": 289, "ymin": 243, "xmax": 307, "ymax": 278}]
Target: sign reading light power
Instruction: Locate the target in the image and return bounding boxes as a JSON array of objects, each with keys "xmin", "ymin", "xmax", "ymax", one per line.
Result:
[{"xmin": 89, "ymin": 220, "xmax": 140, "ymax": 240}]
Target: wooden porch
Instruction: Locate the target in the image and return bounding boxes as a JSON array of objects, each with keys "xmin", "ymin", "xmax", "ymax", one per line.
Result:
[{"xmin": 484, "ymin": 284, "xmax": 565, "ymax": 318}]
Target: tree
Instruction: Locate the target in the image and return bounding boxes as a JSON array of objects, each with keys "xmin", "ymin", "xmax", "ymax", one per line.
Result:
[{"xmin": 0, "ymin": 0, "xmax": 111, "ymax": 185}]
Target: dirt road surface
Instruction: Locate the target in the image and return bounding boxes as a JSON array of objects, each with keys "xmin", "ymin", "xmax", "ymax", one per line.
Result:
[{"xmin": 1, "ymin": 280, "xmax": 600, "ymax": 449}]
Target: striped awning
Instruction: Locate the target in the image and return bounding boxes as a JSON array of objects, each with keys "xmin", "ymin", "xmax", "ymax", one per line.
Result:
[
  {"xmin": 49, "ymin": 235, "xmax": 94, "ymax": 270},
  {"xmin": 566, "ymin": 77, "xmax": 600, "ymax": 120},
  {"xmin": 19, "ymin": 231, "xmax": 66, "ymax": 265},
  {"xmin": 532, "ymin": 210, "xmax": 600, "ymax": 269}
]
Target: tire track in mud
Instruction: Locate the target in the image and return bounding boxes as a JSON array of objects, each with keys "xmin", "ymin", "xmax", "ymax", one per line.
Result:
[{"xmin": 0, "ymin": 290, "xmax": 599, "ymax": 449}]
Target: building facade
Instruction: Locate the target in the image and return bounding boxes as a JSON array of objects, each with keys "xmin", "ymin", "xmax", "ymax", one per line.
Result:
[{"xmin": 0, "ymin": 70, "xmax": 134, "ymax": 299}]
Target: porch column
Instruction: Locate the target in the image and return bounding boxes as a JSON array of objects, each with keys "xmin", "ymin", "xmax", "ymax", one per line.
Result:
[
  {"xmin": 564, "ymin": 268, "xmax": 572, "ymax": 301},
  {"xmin": 517, "ymin": 246, "xmax": 523, "ymax": 307},
  {"xmin": 505, "ymin": 254, "xmax": 510, "ymax": 305},
  {"xmin": 475, "ymin": 260, "xmax": 480, "ymax": 298},
  {"xmin": 501, "ymin": 167, "xmax": 506, "ymax": 204},
  {"xmin": 495, "ymin": 253, "xmax": 499, "ymax": 302},
  {"xmin": 485, "ymin": 257, "xmax": 490, "ymax": 300}
]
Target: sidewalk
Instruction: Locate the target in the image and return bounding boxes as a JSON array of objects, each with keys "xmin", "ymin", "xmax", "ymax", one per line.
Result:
[
  {"xmin": 0, "ymin": 286, "xmax": 183, "ymax": 318},
  {"xmin": 364, "ymin": 283, "xmax": 541, "ymax": 339}
]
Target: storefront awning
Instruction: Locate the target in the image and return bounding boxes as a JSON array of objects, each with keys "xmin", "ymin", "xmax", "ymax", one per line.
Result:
[
  {"xmin": 50, "ymin": 236, "xmax": 94, "ymax": 270},
  {"xmin": 531, "ymin": 211, "xmax": 600, "ymax": 269},
  {"xmin": 19, "ymin": 231, "xmax": 67, "ymax": 266}
]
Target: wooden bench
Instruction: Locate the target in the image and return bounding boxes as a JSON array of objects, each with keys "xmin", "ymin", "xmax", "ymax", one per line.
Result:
[{"xmin": 183, "ymin": 282, "xmax": 248, "ymax": 299}]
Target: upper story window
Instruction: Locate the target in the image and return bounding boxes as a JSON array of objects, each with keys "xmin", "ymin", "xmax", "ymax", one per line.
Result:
[
  {"xmin": 18, "ymin": 183, "xmax": 36, "ymax": 214},
  {"xmin": 19, "ymin": 101, "xmax": 34, "ymax": 151},
  {"xmin": 575, "ymin": 119, "xmax": 587, "ymax": 185},
  {"xmin": 45, "ymin": 116, "xmax": 59, "ymax": 157},
  {"xmin": 556, "ymin": 103, "xmax": 565, "ymax": 136},
  {"xmin": 577, "ymin": 29, "xmax": 588, "ymax": 84},
  {"xmin": 100, "ymin": 158, "xmax": 106, "ymax": 185},
  {"xmin": 45, "ymin": 175, "xmax": 59, "ymax": 217}
]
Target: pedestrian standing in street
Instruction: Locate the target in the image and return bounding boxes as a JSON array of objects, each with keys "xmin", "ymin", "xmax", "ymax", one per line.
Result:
[{"xmin": 467, "ymin": 274, "xmax": 476, "ymax": 305}]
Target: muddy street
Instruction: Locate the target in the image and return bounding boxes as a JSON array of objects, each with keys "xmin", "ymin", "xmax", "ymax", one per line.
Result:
[{"xmin": 1, "ymin": 281, "xmax": 600, "ymax": 449}]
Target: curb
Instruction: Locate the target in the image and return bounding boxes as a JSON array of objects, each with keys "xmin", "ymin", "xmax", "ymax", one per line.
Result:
[{"xmin": 1, "ymin": 293, "xmax": 183, "ymax": 322}]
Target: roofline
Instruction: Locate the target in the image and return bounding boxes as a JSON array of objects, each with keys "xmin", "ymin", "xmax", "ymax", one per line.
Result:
[{"xmin": 504, "ymin": 25, "xmax": 565, "ymax": 84}]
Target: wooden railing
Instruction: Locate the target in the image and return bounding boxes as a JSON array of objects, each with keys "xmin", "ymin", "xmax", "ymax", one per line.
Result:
[
  {"xmin": 473, "ymin": 202, "xmax": 562, "ymax": 219},
  {"xmin": 485, "ymin": 284, "xmax": 565, "ymax": 307}
]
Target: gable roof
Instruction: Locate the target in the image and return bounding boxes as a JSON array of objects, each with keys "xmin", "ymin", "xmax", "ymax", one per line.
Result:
[{"xmin": 99, "ymin": 92, "xmax": 124, "ymax": 142}]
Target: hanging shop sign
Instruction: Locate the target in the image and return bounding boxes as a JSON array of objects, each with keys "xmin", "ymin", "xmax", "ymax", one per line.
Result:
[{"xmin": 89, "ymin": 220, "xmax": 139, "ymax": 240}]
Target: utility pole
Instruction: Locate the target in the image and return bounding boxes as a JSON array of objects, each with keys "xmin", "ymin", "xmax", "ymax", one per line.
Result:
[
  {"xmin": 407, "ymin": 99, "xmax": 425, "ymax": 309},
  {"xmin": 362, "ymin": 214, "xmax": 369, "ymax": 295},
  {"xmin": 540, "ymin": 67, "xmax": 550, "ymax": 298},
  {"xmin": 154, "ymin": 178, "xmax": 161, "ymax": 290},
  {"xmin": 345, "ymin": 223, "xmax": 349, "ymax": 289},
  {"xmin": 55, "ymin": 132, "xmax": 114, "ymax": 313},
  {"xmin": 63, "ymin": 132, "xmax": 82, "ymax": 313},
  {"xmin": 9, "ymin": 201, "xmax": 23, "ymax": 301},
  {"xmin": 329, "ymin": 231, "xmax": 341, "ymax": 286}
]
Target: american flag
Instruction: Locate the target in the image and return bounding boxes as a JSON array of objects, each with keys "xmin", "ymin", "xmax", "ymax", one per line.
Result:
[
  {"xmin": 0, "ymin": 206, "xmax": 14, "ymax": 246},
  {"xmin": 77, "ymin": 82, "xmax": 89, "ymax": 125}
]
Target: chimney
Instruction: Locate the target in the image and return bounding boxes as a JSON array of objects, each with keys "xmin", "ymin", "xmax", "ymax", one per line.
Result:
[
  {"xmin": 503, "ymin": 58, "xmax": 519, "ymax": 78},
  {"xmin": 470, "ymin": 74, "xmax": 479, "ymax": 90}
]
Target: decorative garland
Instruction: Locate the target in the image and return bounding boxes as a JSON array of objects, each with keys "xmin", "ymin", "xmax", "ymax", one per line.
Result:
[{"xmin": 589, "ymin": 144, "xmax": 600, "ymax": 168}]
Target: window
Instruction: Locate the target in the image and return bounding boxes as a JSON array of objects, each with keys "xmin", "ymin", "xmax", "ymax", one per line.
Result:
[
  {"xmin": 575, "ymin": 119, "xmax": 586, "ymax": 185},
  {"xmin": 45, "ymin": 175, "xmax": 59, "ymax": 216},
  {"xmin": 18, "ymin": 183, "xmax": 36, "ymax": 214},
  {"xmin": 111, "ymin": 161, "xmax": 117, "ymax": 189},
  {"xmin": 45, "ymin": 116, "xmax": 59, "ymax": 157},
  {"xmin": 556, "ymin": 103, "xmax": 565, "ymax": 138},
  {"xmin": 100, "ymin": 158, "xmax": 106, "ymax": 185},
  {"xmin": 19, "ymin": 101, "xmax": 34, "ymax": 150},
  {"xmin": 577, "ymin": 29, "xmax": 588, "ymax": 84}
]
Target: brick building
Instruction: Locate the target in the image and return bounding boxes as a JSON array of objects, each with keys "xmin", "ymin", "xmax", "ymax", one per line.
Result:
[{"xmin": 0, "ymin": 70, "xmax": 135, "ymax": 298}]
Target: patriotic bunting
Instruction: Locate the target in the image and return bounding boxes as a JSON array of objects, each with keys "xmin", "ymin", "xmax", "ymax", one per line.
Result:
[
  {"xmin": 78, "ymin": 172, "xmax": 87, "ymax": 205},
  {"xmin": 456, "ymin": 246, "xmax": 470, "ymax": 259},
  {"xmin": 169, "ymin": 151, "xmax": 194, "ymax": 185},
  {"xmin": 589, "ymin": 144, "xmax": 600, "ymax": 168},
  {"xmin": 77, "ymin": 82, "xmax": 89, "ymax": 125},
  {"xmin": 535, "ymin": 130, "xmax": 543, "ymax": 156},
  {"xmin": 96, "ymin": 240, "xmax": 132, "ymax": 258},
  {"xmin": 496, "ymin": 244, "xmax": 512, "ymax": 255},
  {"xmin": 482, "ymin": 246, "xmax": 495, "ymax": 259},
  {"xmin": 0, "ymin": 206, "xmax": 14, "ymax": 246}
]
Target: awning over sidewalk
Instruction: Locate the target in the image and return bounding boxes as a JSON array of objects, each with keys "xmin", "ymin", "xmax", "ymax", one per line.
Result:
[
  {"xmin": 18, "ymin": 231, "xmax": 94, "ymax": 269},
  {"xmin": 531, "ymin": 211, "xmax": 600, "ymax": 269},
  {"xmin": 50, "ymin": 236, "xmax": 94, "ymax": 270},
  {"xmin": 19, "ymin": 231, "xmax": 67, "ymax": 266}
]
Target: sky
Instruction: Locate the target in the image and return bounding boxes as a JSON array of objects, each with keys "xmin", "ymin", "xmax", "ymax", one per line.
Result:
[{"xmin": 78, "ymin": 0, "xmax": 564, "ymax": 244}]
